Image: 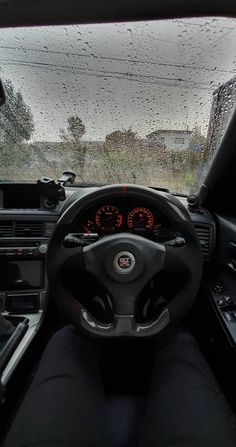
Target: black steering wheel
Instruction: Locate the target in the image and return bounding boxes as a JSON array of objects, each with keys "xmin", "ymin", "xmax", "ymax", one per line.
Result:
[{"xmin": 47, "ymin": 184, "xmax": 202, "ymax": 338}]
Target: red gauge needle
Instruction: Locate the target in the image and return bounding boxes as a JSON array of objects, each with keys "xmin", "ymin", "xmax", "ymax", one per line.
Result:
[
  {"xmin": 105, "ymin": 215, "xmax": 114, "ymax": 223},
  {"xmin": 135, "ymin": 217, "xmax": 145, "ymax": 225}
]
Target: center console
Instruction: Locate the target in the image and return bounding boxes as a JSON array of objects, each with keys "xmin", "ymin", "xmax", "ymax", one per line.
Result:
[
  {"xmin": 0, "ymin": 220, "xmax": 56, "ymax": 317},
  {"xmin": 0, "ymin": 223, "xmax": 54, "ymax": 384},
  {"xmin": 0, "ymin": 184, "xmax": 59, "ymax": 384}
]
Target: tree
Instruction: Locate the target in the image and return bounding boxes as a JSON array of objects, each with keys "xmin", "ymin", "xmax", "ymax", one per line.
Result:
[
  {"xmin": 0, "ymin": 80, "xmax": 35, "ymax": 170},
  {"xmin": 60, "ymin": 116, "xmax": 85, "ymax": 142},
  {"xmin": 105, "ymin": 128, "xmax": 137, "ymax": 147},
  {"xmin": 188, "ymin": 126, "xmax": 207, "ymax": 152},
  {"xmin": 60, "ymin": 116, "xmax": 86, "ymax": 181},
  {"xmin": 102, "ymin": 128, "xmax": 146, "ymax": 183}
]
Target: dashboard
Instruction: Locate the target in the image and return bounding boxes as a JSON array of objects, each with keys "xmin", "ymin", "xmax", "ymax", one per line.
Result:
[
  {"xmin": 76, "ymin": 199, "xmax": 181, "ymax": 242},
  {"xmin": 0, "ymin": 184, "xmax": 215, "ymax": 384}
]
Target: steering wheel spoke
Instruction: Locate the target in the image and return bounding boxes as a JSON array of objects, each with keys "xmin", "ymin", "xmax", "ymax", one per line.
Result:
[
  {"xmin": 51, "ymin": 244, "xmax": 85, "ymax": 274},
  {"xmin": 164, "ymin": 244, "xmax": 192, "ymax": 274},
  {"xmin": 79, "ymin": 307, "xmax": 170, "ymax": 338},
  {"xmin": 82, "ymin": 233, "xmax": 166, "ymax": 317},
  {"xmin": 79, "ymin": 308, "xmax": 135, "ymax": 337}
]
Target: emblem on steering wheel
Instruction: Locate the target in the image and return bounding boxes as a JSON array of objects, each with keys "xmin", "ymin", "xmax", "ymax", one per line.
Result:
[{"xmin": 113, "ymin": 251, "xmax": 136, "ymax": 274}]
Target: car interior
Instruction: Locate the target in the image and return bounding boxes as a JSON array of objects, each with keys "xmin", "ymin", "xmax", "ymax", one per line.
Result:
[{"xmin": 1, "ymin": 1, "xmax": 236, "ymax": 446}]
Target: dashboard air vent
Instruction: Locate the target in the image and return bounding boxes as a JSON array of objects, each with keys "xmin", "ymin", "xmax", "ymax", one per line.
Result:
[
  {"xmin": 15, "ymin": 221, "xmax": 44, "ymax": 237},
  {"xmin": 194, "ymin": 223, "xmax": 212, "ymax": 259},
  {"xmin": 0, "ymin": 221, "xmax": 13, "ymax": 237}
]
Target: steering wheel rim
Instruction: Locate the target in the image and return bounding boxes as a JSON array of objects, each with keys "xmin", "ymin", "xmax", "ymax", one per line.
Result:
[{"xmin": 47, "ymin": 184, "xmax": 202, "ymax": 338}]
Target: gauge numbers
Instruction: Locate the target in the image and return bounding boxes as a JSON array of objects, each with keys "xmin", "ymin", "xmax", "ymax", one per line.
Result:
[
  {"xmin": 127, "ymin": 207, "xmax": 154, "ymax": 231},
  {"xmin": 95, "ymin": 205, "xmax": 122, "ymax": 232}
]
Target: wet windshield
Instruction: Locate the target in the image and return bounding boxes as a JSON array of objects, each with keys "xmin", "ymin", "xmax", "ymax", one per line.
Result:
[{"xmin": 0, "ymin": 17, "xmax": 236, "ymax": 193}]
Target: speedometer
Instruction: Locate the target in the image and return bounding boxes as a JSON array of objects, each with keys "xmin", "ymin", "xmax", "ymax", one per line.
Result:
[
  {"xmin": 95, "ymin": 205, "xmax": 122, "ymax": 232},
  {"xmin": 127, "ymin": 207, "xmax": 154, "ymax": 231}
]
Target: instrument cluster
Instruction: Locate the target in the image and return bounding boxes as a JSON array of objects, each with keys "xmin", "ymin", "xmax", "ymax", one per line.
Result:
[{"xmin": 77, "ymin": 200, "xmax": 180, "ymax": 242}]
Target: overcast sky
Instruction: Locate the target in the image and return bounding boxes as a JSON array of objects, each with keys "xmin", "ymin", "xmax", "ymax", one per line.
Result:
[{"xmin": 0, "ymin": 17, "xmax": 236, "ymax": 141}]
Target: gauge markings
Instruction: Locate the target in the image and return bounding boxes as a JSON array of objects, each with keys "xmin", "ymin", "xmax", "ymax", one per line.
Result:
[
  {"xmin": 127, "ymin": 207, "xmax": 154, "ymax": 231},
  {"xmin": 95, "ymin": 205, "xmax": 122, "ymax": 232},
  {"xmin": 83, "ymin": 220, "xmax": 96, "ymax": 234}
]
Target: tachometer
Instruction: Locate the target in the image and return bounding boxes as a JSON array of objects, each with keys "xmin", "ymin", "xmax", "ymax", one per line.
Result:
[
  {"xmin": 95, "ymin": 205, "xmax": 122, "ymax": 232},
  {"xmin": 127, "ymin": 207, "xmax": 154, "ymax": 231}
]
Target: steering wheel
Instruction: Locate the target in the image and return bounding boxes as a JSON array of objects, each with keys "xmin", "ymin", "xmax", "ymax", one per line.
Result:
[{"xmin": 47, "ymin": 184, "xmax": 202, "ymax": 338}]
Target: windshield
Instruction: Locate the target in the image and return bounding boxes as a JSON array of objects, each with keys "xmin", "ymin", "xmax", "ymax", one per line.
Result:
[{"xmin": 0, "ymin": 17, "xmax": 236, "ymax": 193}]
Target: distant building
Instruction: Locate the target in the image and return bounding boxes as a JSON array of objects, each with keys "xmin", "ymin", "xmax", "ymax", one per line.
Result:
[
  {"xmin": 207, "ymin": 76, "xmax": 236, "ymax": 156},
  {"xmin": 146, "ymin": 129, "xmax": 192, "ymax": 151}
]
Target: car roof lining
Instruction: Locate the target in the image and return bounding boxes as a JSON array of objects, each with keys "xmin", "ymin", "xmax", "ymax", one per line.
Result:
[{"xmin": 0, "ymin": 0, "xmax": 235, "ymax": 29}]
